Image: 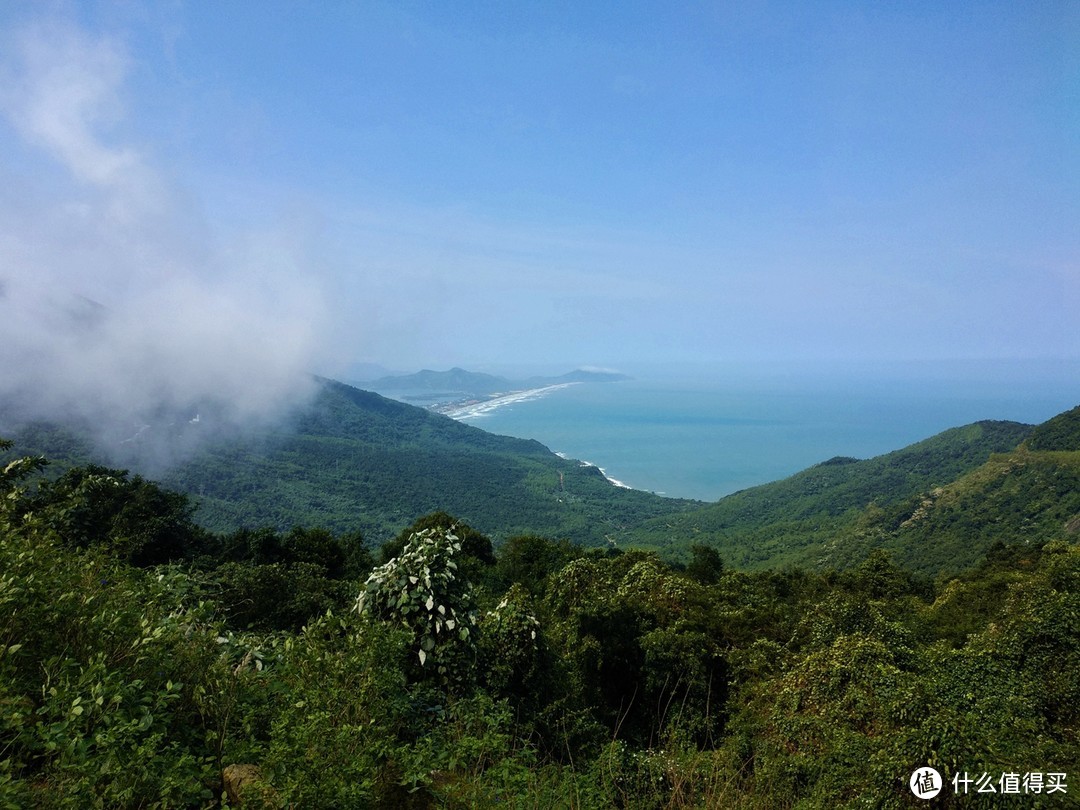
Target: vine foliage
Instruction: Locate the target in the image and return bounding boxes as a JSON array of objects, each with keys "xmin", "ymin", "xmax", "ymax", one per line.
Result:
[{"xmin": 356, "ymin": 525, "xmax": 480, "ymax": 685}]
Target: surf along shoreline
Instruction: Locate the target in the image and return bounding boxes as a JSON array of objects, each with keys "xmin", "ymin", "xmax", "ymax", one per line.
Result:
[
  {"xmin": 432, "ymin": 383, "xmax": 579, "ymax": 420},
  {"xmin": 431, "ymin": 384, "xmax": 636, "ymax": 491}
]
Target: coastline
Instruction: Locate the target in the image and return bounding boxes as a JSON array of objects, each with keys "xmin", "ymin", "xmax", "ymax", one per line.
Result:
[
  {"xmin": 435, "ymin": 383, "xmax": 639, "ymax": 492},
  {"xmin": 423, "ymin": 370, "xmax": 1080, "ymax": 503},
  {"xmin": 555, "ymin": 452, "xmax": 634, "ymax": 491},
  {"xmin": 435, "ymin": 383, "xmax": 579, "ymax": 420}
]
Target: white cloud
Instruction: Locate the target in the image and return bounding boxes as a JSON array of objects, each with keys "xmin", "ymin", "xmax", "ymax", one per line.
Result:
[
  {"xmin": 2, "ymin": 20, "xmax": 139, "ymax": 187},
  {"xmin": 0, "ymin": 17, "xmax": 330, "ymax": 464}
]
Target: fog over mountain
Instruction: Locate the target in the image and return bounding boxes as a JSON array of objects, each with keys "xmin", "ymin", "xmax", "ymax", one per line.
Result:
[
  {"xmin": 2, "ymin": 5, "xmax": 1077, "ymax": 475},
  {"xmin": 0, "ymin": 19, "xmax": 334, "ymax": 467}
]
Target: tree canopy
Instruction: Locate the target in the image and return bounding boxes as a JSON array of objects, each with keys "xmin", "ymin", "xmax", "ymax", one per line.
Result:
[{"xmin": 1, "ymin": 439, "xmax": 1076, "ymax": 807}]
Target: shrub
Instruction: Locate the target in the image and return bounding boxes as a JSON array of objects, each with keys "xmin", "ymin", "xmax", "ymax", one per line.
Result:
[{"xmin": 357, "ymin": 525, "xmax": 480, "ymax": 687}]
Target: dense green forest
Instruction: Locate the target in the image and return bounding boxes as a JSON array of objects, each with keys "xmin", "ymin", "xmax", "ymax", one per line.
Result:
[
  {"xmin": 1, "ymin": 427, "xmax": 1077, "ymax": 807},
  {"xmin": 2, "ymin": 379, "xmax": 699, "ymax": 547},
  {"xmin": 627, "ymin": 415, "xmax": 1080, "ymax": 577},
  {"xmin": 10, "ymin": 381, "xmax": 1077, "ymax": 579}
]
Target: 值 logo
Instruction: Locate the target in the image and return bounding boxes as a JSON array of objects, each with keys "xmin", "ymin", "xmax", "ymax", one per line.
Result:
[{"xmin": 910, "ymin": 767, "xmax": 943, "ymax": 799}]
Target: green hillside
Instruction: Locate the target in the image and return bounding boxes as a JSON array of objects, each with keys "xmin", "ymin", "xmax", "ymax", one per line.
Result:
[
  {"xmin": 852, "ymin": 446, "xmax": 1080, "ymax": 574},
  {"xmin": 8, "ymin": 379, "xmax": 697, "ymax": 546},
  {"xmin": 856, "ymin": 407, "xmax": 1080, "ymax": 574},
  {"xmin": 5, "ymin": 390, "xmax": 1080, "ymax": 806},
  {"xmin": 7, "ymin": 381, "xmax": 1078, "ymax": 580},
  {"xmin": 164, "ymin": 380, "xmax": 703, "ymax": 544},
  {"xmin": 1027, "ymin": 403, "xmax": 1080, "ymax": 451},
  {"xmin": 3, "ymin": 434, "xmax": 1077, "ymax": 808},
  {"xmin": 628, "ymin": 420, "xmax": 1037, "ymax": 570}
]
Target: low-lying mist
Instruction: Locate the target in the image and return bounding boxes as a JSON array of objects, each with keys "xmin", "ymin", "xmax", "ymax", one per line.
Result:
[{"xmin": 0, "ymin": 18, "xmax": 333, "ymax": 472}]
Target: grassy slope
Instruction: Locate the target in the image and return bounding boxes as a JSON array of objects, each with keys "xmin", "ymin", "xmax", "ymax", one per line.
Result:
[
  {"xmin": 858, "ymin": 406, "xmax": 1080, "ymax": 574},
  {"xmin": 627, "ymin": 420, "xmax": 1036, "ymax": 570},
  {"xmin": 868, "ymin": 447, "xmax": 1080, "ymax": 574}
]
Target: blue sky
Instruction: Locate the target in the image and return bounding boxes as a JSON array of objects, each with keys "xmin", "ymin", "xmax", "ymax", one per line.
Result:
[{"xmin": 1, "ymin": 1, "xmax": 1077, "ymax": 383}]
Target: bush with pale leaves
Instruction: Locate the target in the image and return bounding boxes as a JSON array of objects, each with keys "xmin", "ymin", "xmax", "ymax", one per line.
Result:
[{"xmin": 355, "ymin": 526, "xmax": 479, "ymax": 682}]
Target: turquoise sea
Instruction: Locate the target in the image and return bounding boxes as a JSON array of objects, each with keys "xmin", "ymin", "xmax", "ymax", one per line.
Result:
[{"xmin": 451, "ymin": 362, "xmax": 1080, "ymax": 502}]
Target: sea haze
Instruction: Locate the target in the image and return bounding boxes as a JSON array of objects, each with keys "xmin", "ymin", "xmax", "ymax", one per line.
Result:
[{"xmin": 448, "ymin": 363, "xmax": 1080, "ymax": 502}]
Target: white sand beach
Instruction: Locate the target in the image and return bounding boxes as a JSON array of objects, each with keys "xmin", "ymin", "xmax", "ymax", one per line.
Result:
[{"xmin": 438, "ymin": 383, "xmax": 578, "ymax": 420}]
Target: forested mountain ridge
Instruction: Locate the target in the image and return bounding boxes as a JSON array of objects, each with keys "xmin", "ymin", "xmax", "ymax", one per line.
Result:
[
  {"xmin": 3, "ymin": 378, "xmax": 699, "ymax": 546},
  {"xmin": 628, "ymin": 419, "xmax": 1040, "ymax": 571},
  {"xmin": 3, "ymin": 394, "xmax": 1079, "ymax": 806},
  {"xmin": 5, "ymin": 377, "xmax": 1078, "ymax": 578},
  {"xmin": 1028, "ymin": 403, "xmax": 1080, "ymax": 451},
  {"xmin": 865, "ymin": 406, "xmax": 1080, "ymax": 573}
]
